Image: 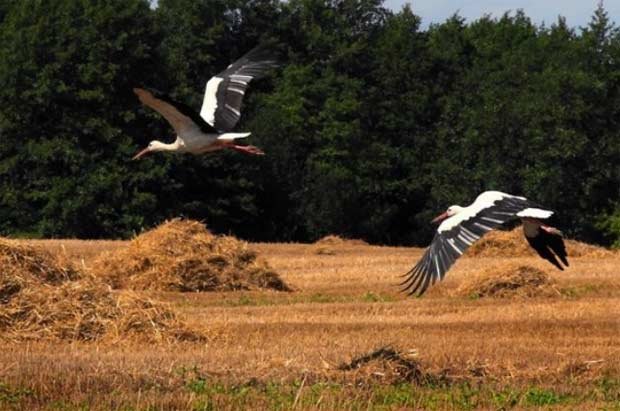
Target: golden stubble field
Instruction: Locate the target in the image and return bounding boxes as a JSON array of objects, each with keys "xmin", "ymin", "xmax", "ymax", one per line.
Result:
[{"xmin": 1, "ymin": 238, "xmax": 619, "ymax": 410}]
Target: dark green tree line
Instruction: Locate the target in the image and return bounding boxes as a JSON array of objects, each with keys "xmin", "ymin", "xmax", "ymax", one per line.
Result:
[
  {"xmin": 0, "ymin": 0, "xmax": 166, "ymax": 237},
  {"xmin": 0, "ymin": 0, "xmax": 618, "ymax": 246}
]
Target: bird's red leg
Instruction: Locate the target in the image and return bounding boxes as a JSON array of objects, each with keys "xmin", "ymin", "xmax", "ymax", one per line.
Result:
[{"xmin": 229, "ymin": 145, "xmax": 265, "ymax": 155}]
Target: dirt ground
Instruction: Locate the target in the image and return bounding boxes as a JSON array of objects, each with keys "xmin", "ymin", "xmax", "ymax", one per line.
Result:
[{"xmin": 1, "ymin": 239, "xmax": 619, "ymax": 410}]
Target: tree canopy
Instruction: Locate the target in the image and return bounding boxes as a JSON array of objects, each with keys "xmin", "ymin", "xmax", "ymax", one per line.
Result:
[{"xmin": 0, "ymin": 0, "xmax": 619, "ymax": 247}]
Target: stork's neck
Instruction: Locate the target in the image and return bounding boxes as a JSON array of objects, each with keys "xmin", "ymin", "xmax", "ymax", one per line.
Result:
[{"xmin": 152, "ymin": 138, "xmax": 182, "ymax": 152}]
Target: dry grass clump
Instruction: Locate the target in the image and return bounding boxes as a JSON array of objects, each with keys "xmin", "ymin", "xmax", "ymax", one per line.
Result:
[
  {"xmin": 312, "ymin": 235, "xmax": 369, "ymax": 255},
  {"xmin": 0, "ymin": 238, "xmax": 203, "ymax": 342},
  {"xmin": 561, "ymin": 359, "xmax": 606, "ymax": 381},
  {"xmin": 337, "ymin": 346, "xmax": 434, "ymax": 385},
  {"xmin": 314, "ymin": 246, "xmax": 336, "ymax": 256},
  {"xmin": 315, "ymin": 235, "xmax": 368, "ymax": 246},
  {"xmin": 457, "ymin": 264, "xmax": 559, "ymax": 298},
  {"xmin": 93, "ymin": 219, "xmax": 290, "ymax": 292},
  {"xmin": 467, "ymin": 227, "xmax": 612, "ymax": 258}
]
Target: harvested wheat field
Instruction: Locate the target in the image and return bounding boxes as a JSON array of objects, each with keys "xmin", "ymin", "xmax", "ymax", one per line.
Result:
[{"xmin": 0, "ymin": 235, "xmax": 619, "ymax": 410}]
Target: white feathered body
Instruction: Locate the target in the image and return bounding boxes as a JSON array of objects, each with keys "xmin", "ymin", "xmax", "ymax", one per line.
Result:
[{"xmin": 176, "ymin": 126, "xmax": 251, "ymax": 154}]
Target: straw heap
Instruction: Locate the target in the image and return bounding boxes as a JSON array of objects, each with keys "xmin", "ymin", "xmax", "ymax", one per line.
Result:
[
  {"xmin": 314, "ymin": 235, "xmax": 368, "ymax": 246},
  {"xmin": 93, "ymin": 219, "xmax": 290, "ymax": 292},
  {"xmin": 312, "ymin": 235, "xmax": 369, "ymax": 255},
  {"xmin": 0, "ymin": 238, "xmax": 202, "ymax": 342},
  {"xmin": 337, "ymin": 346, "xmax": 430, "ymax": 385},
  {"xmin": 467, "ymin": 227, "xmax": 612, "ymax": 258},
  {"xmin": 457, "ymin": 263, "xmax": 558, "ymax": 298}
]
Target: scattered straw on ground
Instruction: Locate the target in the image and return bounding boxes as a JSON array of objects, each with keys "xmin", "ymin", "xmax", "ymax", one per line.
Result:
[
  {"xmin": 92, "ymin": 219, "xmax": 290, "ymax": 292},
  {"xmin": 456, "ymin": 263, "xmax": 559, "ymax": 298},
  {"xmin": 0, "ymin": 238, "xmax": 203, "ymax": 342},
  {"xmin": 467, "ymin": 227, "xmax": 612, "ymax": 258}
]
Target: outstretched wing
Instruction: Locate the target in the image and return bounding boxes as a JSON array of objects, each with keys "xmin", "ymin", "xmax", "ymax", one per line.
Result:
[
  {"xmin": 402, "ymin": 191, "xmax": 547, "ymax": 296},
  {"xmin": 134, "ymin": 88, "xmax": 216, "ymax": 135},
  {"xmin": 199, "ymin": 46, "xmax": 280, "ymax": 132}
]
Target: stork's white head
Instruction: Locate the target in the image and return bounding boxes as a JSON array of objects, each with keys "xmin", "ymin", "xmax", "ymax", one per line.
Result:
[
  {"xmin": 431, "ymin": 205, "xmax": 464, "ymax": 224},
  {"xmin": 132, "ymin": 140, "xmax": 169, "ymax": 160}
]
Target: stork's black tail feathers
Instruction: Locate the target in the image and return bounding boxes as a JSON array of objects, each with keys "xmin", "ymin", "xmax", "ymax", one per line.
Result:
[{"xmin": 525, "ymin": 229, "xmax": 569, "ymax": 270}]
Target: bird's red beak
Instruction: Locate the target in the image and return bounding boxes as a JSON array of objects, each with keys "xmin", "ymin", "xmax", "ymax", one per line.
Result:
[
  {"xmin": 431, "ymin": 211, "xmax": 449, "ymax": 224},
  {"xmin": 132, "ymin": 147, "xmax": 150, "ymax": 160}
]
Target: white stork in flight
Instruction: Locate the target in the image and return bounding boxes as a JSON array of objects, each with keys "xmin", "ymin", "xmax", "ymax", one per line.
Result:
[
  {"xmin": 132, "ymin": 46, "xmax": 279, "ymax": 159},
  {"xmin": 402, "ymin": 191, "xmax": 569, "ymax": 296}
]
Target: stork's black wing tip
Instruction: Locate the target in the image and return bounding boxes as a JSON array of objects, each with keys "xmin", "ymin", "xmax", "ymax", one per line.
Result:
[{"xmin": 402, "ymin": 269, "xmax": 432, "ymax": 297}]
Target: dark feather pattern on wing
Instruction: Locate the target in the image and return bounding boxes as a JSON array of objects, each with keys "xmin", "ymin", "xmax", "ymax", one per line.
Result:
[{"xmin": 209, "ymin": 46, "xmax": 280, "ymax": 132}]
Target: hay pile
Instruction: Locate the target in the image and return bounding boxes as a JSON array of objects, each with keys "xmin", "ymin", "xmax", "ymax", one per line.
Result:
[
  {"xmin": 457, "ymin": 264, "xmax": 558, "ymax": 298},
  {"xmin": 312, "ymin": 235, "xmax": 368, "ymax": 255},
  {"xmin": 337, "ymin": 346, "xmax": 431, "ymax": 385},
  {"xmin": 93, "ymin": 219, "xmax": 289, "ymax": 292},
  {"xmin": 0, "ymin": 238, "xmax": 202, "ymax": 342},
  {"xmin": 0, "ymin": 238, "xmax": 80, "ymax": 295},
  {"xmin": 315, "ymin": 235, "xmax": 368, "ymax": 246},
  {"xmin": 467, "ymin": 227, "xmax": 612, "ymax": 258}
]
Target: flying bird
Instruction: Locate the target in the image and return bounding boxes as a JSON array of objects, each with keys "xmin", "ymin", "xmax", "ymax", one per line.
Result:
[
  {"xmin": 132, "ymin": 46, "xmax": 279, "ymax": 160},
  {"xmin": 402, "ymin": 191, "xmax": 569, "ymax": 296}
]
